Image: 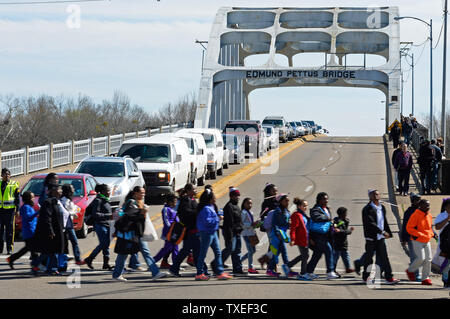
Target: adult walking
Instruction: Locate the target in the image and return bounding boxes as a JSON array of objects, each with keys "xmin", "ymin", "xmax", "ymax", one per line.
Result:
[
  {"xmin": 391, "ymin": 142, "xmax": 403, "ymax": 192},
  {"xmin": 361, "ymin": 189, "xmax": 399, "ymax": 284},
  {"xmin": 30, "ymin": 184, "xmax": 65, "ymax": 275},
  {"xmin": 212, "ymin": 187, "xmax": 243, "ymax": 275},
  {"xmin": 39, "ymin": 173, "xmax": 58, "ymax": 207},
  {"xmin": 305, "ymin": 192, "xmax": 340, "ymax": 280},
  {"xmin": 394, "ymin": 143, "xmax": 413, "ymax": 196},
  {"xmin": 389, "ymin": 121, "xmax": 402, "ymax": 149},
  {"xmin": 169, "ymin": 184, "xmax": 209, "ymax": 277},
  {"xmin": 258, "ymin": 183, "xmax": 279, "ymax": 268},
  {"xmin": 430, "ymin": 139, "xmax": 443, "ymax": 192},
  {"xmin": 418, "ymin": 140, "xmax": 435, "ymax": 195},
  {"xmin": 405, "ymin": 199, "xmax": 436, "ymax": 285},
  {"xmin": 433, "ymin": 198, "xmax": 450, "ymax": 274},
  {"xmin": 81, "ymin": 184, "xmax": 114, "ymax": 270},
  {"xmin": 402, "ymin": 117, "xmax": 413, "ymax": 146},
  {"xmin": 112, "ymin": 186, "xmax": 166, "ymax": 281},
  {"xmin": 0, "ymin": 168, "xmax": 20, "ymax": 255},
  {"xmin": 195, "ymin": 188, "xmax": 232, "ymax": 281},
  {"xmin": 7, "ymin": 191, "xmax": 38, "ymax": 269},
  {"xmin": 400, "ymin": 193, "xmax": 422, "ymax": 281}
]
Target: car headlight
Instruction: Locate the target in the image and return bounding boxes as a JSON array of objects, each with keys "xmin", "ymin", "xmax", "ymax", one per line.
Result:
[{"xmin": 158, "ymin": 172, "xmax": 170, "ymax": 182}]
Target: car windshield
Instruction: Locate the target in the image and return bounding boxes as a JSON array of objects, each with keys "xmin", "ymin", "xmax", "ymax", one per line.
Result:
[
  {"xmin": 262, "ymin": 119, "xmax": 283, "ymax": 127},
  {"xmin": 182, "ymin": 138, "xmax": 195, "ymax": 155},
  {"xmin": 295, "ymin": 122, "xmax": 302, "ymax": 126},
  {"xmin": 289, "ymin": 122, "xmax": 297, "ymax": 127},
  {"xmin": 22, "ymin": 178, "xmax": 84, "ymax": 197},
  {"xmin": 222, "ymin": 135, "xmax": 238, "ymax": 148},
  {"xmin": 118, "ymin": 144, "xmax": 171, "ymax": 163},
  {"xmin": 305, "ymin": 121, "xmax": 315, "ymax": 126},
  {"xmin": 202, "ymin": 134, "xmax": 216, "ymax": 148},
  {"xmin": 224, "ymin": 123, "xmax": 259, "ymax": 132},
  {"xmin": 263, "ymin": 127, "xmax": 273, "ymax": 135},
  {"xmin": 76, "ymin": 161, "xmax": 125, "ymax": 177}
]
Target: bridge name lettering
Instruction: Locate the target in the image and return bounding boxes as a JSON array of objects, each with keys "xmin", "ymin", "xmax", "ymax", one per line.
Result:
[{"xmin": 245, "ymin": 70, "xmax": 357, "ymax": 80}]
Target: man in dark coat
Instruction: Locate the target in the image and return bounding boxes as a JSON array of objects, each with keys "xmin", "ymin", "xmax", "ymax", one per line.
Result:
[
  {"xmin": 418, "ymin": 140, "xmax": 435, "ymax": 195},
  {"xmin": 31, "ymin": 184, "xmax": 65, "ymax": 275},
  {"xmin": 389, "ymin": 122, "xmax": 402, "ymax": 149}
]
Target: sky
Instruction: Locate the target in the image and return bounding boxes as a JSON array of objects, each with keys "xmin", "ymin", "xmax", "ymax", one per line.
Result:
[{"xmin": 0, "ymin": 0, "xmax": 448, "ymax": 136}]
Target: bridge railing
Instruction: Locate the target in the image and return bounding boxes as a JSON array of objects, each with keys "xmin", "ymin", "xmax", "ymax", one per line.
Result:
[{"xmin": 0, "ymin": 123, "xmax": 185, "ymax": 177}]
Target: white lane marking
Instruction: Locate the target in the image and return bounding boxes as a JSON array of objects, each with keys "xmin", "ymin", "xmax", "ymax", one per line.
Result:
[
  {"xmin": 329, "ymin": 157, "xmax": 334, "ymax": 161},
  {"xmin": 321, "ymin": 167, "xmax": 326, "ymax": 171},
  {"xmin": 304, "ymin": 185, "xmax": 313, "ymax": 192},
  {"xmin": 339, "ymin": 145, "xmax": 343, "ymax": 148},
  {"xmin": 335, "ymin": 150, "xmax": 338, "ymax": 154}
]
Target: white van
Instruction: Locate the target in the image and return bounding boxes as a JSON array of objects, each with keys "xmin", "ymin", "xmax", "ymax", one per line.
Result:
[
  {"xmin": 174, "ymin": 131, "xmax": 208, "ymax": 186},
  {"xmin": 117, "ymin": 134, "xmax": 191, "ymax": 197},
  {"xmin": 178, "ymin": 128, "xmax": 224, "ymax": 179}
]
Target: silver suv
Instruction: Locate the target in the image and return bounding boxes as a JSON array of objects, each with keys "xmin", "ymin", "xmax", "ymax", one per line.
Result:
[
  {"xmin": 73, "ymin": 156, "xmax": 145, "ymax": 210},
  {"xmin": 262, "ymin": 116, "xmax": 289, "ymax": 143}
]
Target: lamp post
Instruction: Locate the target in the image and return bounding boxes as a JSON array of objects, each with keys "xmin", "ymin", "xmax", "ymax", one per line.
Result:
[{"xmin": 395, "ymin": 16, "xmax": 433, "ymax": 139}]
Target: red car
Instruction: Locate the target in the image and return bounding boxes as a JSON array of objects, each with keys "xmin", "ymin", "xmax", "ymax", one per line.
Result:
[{"xmin": 15, "ymin": 173, "xmax": 99, "ymax": 239}]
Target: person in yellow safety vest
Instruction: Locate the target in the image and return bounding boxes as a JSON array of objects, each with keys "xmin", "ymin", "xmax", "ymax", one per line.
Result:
[{"xmin": 0, "ymin": 168, "xmax": 20, "ymax": 255}]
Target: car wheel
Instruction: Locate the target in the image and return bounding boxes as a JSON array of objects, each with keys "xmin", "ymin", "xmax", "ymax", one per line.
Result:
[
  {"xmin": 217, "ymin": 164, "xmax": 223, "ymax": 176},
  {"xmin": 224, "ymin": 161, "xmax": 229, "ymax": 169},
  {"xmin": 76, "ymin": 220, "xmax": 88, "ymax": 239},
  {"xmin": 210, "ymin": 169, "xmax": 217, "ymax": 179},
  {"xmin": 198, "ymin": 171, "xmax": 205, "ymax": 186}
]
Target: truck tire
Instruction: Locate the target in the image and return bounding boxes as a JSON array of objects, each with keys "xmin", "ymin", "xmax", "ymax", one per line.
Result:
[{"xmin": 217, "ymin": 164, "xmax": 223, "ymax": 176}]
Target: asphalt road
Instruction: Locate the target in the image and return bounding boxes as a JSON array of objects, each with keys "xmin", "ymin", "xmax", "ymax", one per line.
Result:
[{"xmin": 0, "ymin": 136, "xmax": 448, "ymax": 299}]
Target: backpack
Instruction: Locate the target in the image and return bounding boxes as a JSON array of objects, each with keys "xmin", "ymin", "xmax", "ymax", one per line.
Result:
[
  {"xmin": 263, "ymin": 209, "xmax": 276, "ymax": 232},
  {"xmin": 166, "ymin": 221, "xmax": 186, "ymax": 245},
  {"xmin": 84, "ymin": 199, "xmax": 96, "ymax": 226}
]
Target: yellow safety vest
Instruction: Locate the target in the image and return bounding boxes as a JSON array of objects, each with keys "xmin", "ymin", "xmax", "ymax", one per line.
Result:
[{"xmin": 0, "ymin": 180, "xmax": 19, "ymax": 209}]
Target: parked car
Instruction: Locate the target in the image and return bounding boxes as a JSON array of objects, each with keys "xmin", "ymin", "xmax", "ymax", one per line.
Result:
[
  {"xmin": 261, "ymin": 129, "xmax": 269, "ymax": 152},
  {"xmin": 285, "ymin": 122, "xmax": 295, "ymax": 141},
  {"xmin": 174, "ymin": 131, "xmax": 208, "ymax": 186},
  {"xmin": 293, "ymin": 121, "xmax": 307, "ymax": 136},
  {"xmin": 16, "ymin": 173, "xmax": 98, "ymax": 238},
  {"xmin": 222, "ymin": 143, "xmax": 230, "ymax": 169},
  {"xmin": 73, "ymin": 156, "xmax": 145, "ymax": 210},
  {"xmin": 223, "ymin": 120, "xmax": 265, "ymax": 158},
  {"xmin": 178, "ymin": 128, "xmax": 225, "ymax": 179},
  {"xmin": 262, "ymin": 125, "xmax": 279, "ymax": 149},
  {"xmin": 262, "ymin": 116, "xmax": 288, "ymax": 143},
  {"xmin": 222, "ymin": 133, "xmax": 245, "ymax": 164},
  {"xmin": 304, "ymin": 120, "xmax": 317, "ymax": 134},
  {"xmin": 301, "ymin": 121, "xmax": 313, "ymax": 135},
  {"xmin": 117, "ymin": 134, "xmax": 191, "ymax": 198},
  {"xmin": 289, "ymin": 121, "xmax": 305, "ymax": 138}
]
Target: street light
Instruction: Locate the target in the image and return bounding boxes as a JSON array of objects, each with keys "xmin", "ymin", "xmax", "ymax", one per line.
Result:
[{"xmin": 394, "ymin": 16, "xmax": 433, "ymax": 139}]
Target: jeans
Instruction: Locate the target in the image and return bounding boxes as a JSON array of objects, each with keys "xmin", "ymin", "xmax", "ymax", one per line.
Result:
[
  {"xmin": 431, "ymin": 162, "xmax": 439, "ymax": 189},
  {"xmin": 420, "ymin": 166, "xmax": 432, "ymax": 193},
  {"xmin": 267, "ymin": 231, "xmax": 290, "ymax": 271},
  {"xmin": 88, "ymin": 223, "xmax": 110, "ymax": 259},
  {"xmin": 128, "ymin": 238, "xmax": 160, "ymax": 276},
  {"xmin": 32, "ymin": 254, "xmax": 57, "ymax": 272},
  {"xmin": 442, "ymin": 259, "xmax": 450, "ymax": 286},
  {"xmin": 287, "ymin": 246, "xmax": 309, "ymax": 275},
  {"xmin": 197, "ymin": 231, "xmax": 224, "ymax": 275},
  {"xmin": 333, "ymin": 249, "xmax": 351, "ymax": 270},
  {"xmin": 0, "ymin": 209, "xmax": 15, "ymax": 253},
  {"xmin": 362, "ymin": 239, "xmax": 394, "ymax": 281},
  {"xmin": 217, "ymin": 234, "xmax": 242, "ymax": 272},
  {"xmin": 407, "ymin": 240, "xmax": 420, "ymax": 278},
  {"xmin": 408, "ymin": 240, "xmax": 432, "ymax": 280},
  {"xmin": 170, "ymin": 232, "xmax": 207, "ymax": 275},
  {"xmin": 306, "ymin": 234, "xmax": 334, "ymax": 273},
  {"xmin": 67, "ymin": 228, "xmax": 81, "ymax": 262},
  {"xmin": 241, "ymin": 236, "xmax": 256, "ymax": 268},
  {"xmin": 398, "ymin": 169, "xmax": 411, "ymax": 194}
]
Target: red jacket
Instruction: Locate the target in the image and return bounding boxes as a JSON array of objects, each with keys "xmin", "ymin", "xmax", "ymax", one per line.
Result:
[{"xmin": 290, "ymin": 211, "xmax": 308, "ymax": 247}]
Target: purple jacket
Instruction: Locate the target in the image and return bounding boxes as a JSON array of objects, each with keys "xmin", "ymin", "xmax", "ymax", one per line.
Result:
[
  {"xmin": 394, "ymin": 151, "xmax": 413, "ymax": 171},
  {"xmin": 161, "ymin": 205, "xmax": 179, "ymax": 237}
]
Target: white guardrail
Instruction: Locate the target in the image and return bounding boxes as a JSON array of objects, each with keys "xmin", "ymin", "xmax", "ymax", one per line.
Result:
[{"xmin": 0, "ymin": 124, "xmax": 184, "ymax": 177}]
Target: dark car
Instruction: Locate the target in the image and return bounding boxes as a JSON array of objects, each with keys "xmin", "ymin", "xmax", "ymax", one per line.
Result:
[{"xmin": 16, "ymin": 173, "xmax": 99, "ymax": 239}]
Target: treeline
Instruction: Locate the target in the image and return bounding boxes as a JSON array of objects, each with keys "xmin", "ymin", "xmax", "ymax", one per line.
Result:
[{"xmin": 0, "ymin": 91, "xmax": 197, "ymax": 152}]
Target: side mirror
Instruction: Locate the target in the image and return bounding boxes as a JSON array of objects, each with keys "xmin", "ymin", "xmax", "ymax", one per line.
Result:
[
  {"xmin": 175, "ymin": 154, "xmax": 182, "ymax": 162},
  {"xmin": 88, "ymin": 190, "xmax": 97, "ymax": 196},
  {"xmin": 129, "ymin": 172, "xmax": 139, "ymax": 178}
]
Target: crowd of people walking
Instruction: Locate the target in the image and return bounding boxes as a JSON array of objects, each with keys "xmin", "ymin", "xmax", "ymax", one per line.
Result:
[{"xmin": 1, "ymin": 164, "xmax": 450, "ymax": 289}]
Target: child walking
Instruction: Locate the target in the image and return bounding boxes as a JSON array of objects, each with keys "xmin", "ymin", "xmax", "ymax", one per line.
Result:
[
  {"xmin": 240, "ymin": 198, "xmax": 259, "ymax": 274},
  {"xmin": 332, "ymin": 207, "xmax": 355, "ymax": 274},
  {"xmin": 153, "ymin": 194, "xmax": 179, "ymax": 268}
]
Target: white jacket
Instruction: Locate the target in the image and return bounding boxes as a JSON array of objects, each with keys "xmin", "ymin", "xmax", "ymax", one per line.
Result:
[{"xmin": 241, "ymin": 209, "xmax": 256, "ymax": 237}]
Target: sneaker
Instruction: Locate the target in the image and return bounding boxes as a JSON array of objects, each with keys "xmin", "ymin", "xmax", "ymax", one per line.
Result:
[
  {"xmin": 385, "ymin": 277, "xmax": 400, "ymax": 285},
  {"xmin": 31, "ymin": 266, "xmax": 40, "ymax": 276},
  {"xmin": 75, "ymin": 261, "xmax": 84, "ymax": 266},
  {"xmin": 112, "ymin": 275, "xmax": 127, "ymax": 282},
  {"xmin": 345, "ymin": 268, "xmax": 355, "ymax": 274},
  {"xmin": 421, "ymin": 279, "xmax": 432, "ymax": 286},
  {"xmin": 217, "ymin": 273, "xmax": 233, "ymax": 280},
  {"xmin": 6, "ymin": 257, "xmax": 14, "ymax": 270},
  {"xmin": 232, "ymin": 270, "xmax": 246, "ymax": 276},
  {"xmin": 415, "ymin": 276, "xmax": 423, "ymax": 282},
  {"xmin": 195, "ymin": 274, "xmax": 210, "ymax": 281},
  {"xmin": 297, "ymin": 274, "xmax": 313, "ymax": 281},
  {"xmin": 405, "ymin": 269, "xmax": 416, "ymax": 281},
  {"xmin": 159, "ymin": 260, "xmax": 171, "ymax": 269},
  {"xmin": 152, "ymin": 272, "xmax": 168, "ymax": 281},
  {"xmin": 281, "ymin": 264, "xmax": 290, "ymax": 277},
  {"xmin": 327, "ymin": 271, "xmax": 340, "ymax": 280},
  {"xmin": 248, "ymin": 268, "xmax": 259, "ymax": 274},
  {"xmin": 129, "ymin": 266, "xmax": 146, "ymax": 272},
  {"xmin": 288, "ymin": 271, "xmax": 299, "ymax": 278},
  {"xmin": 309, "ymin": 273, "xmax": 319, "ymax": 279},
  {"xmin": 169, "ymin": 269, "xmax": 181, "ymax": 277},
  {"xmin": 223, "ymin": 264, "xmax": 230, "ymax": 269},
  {"xmin": 266, "ymin": 269, "xmax": 280, "ymax": 278}
]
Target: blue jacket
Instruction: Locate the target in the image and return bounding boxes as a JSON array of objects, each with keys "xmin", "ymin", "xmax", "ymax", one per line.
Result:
[
  {"xmin": 20, "ymin": 204, "xmax": 39, "ymax": 240},
  {"xmin": 196, "ymin": 205, "xmax": 219, "ymax": 234},
  {"xmin": 271, "ymin": 207, "xmax": 290, "ymax": 232}
]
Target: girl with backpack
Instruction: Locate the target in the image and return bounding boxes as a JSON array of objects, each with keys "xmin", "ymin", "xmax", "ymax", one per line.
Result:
[
  {"xmin": 258, "ymin": 183, "xmax": 278, "ymax": 269},
  {"xmin": 240, "ymin": 198, "xmax": 259, "ymax": 274}
]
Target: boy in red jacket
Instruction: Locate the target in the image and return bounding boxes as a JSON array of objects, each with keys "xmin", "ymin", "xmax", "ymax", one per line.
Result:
[{"xmin": 288, "ymin": 198, "xmax": 311, "ymax": 280}]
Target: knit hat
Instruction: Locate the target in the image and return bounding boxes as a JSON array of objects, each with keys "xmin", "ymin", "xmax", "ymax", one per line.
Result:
[
  {"xmin": 229, "ymin": 187, "xmax": 240, "ymax": 197},
  {"xmin": 368, "ymin": 189, "xmax": 376, "ymax": 197},
  {"xmin": 276, "ymin": 193, "xmax": 288, "ymax": 202}
]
